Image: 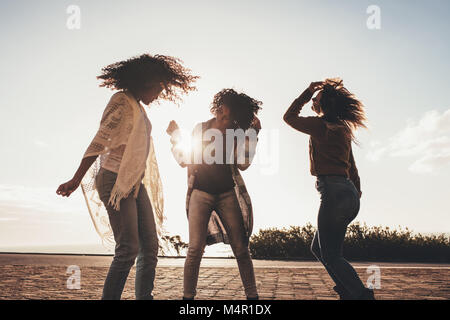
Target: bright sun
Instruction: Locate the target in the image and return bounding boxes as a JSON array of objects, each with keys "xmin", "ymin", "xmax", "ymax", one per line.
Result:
[{"xmin": 176, "ymin": 129, "xmax": 193, "ymax": 154}]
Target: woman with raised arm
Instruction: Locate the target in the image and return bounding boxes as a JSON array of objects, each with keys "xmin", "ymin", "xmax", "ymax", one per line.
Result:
[
  {"xmin": 56, "ymin": 54, "xmax": 198, "ymax": 300},
  {"xmin": 167, "ymin": 89, "xmax": 262, "ymax": 300},
  {"xmin": 283, "ymin": 78, "xmax": 374, "ymax": 300}
]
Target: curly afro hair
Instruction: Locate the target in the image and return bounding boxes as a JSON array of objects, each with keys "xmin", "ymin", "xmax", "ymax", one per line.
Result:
[
  {"xmin": 210, "ymin": 89, "xmax": 262, "ymax": 130},
  {"xmin": 97, "ymin": 54, "xmax": 199, "ymax": 103}
]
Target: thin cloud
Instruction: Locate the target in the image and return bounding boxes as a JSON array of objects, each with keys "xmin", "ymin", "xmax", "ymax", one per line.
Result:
[
  {"xmin": 367, "ymin": 109, "xmax": 450, "ymax": 174},
  {"xmin": 0, "ymin": 184, "xmax": 86, "ymax": 216}
]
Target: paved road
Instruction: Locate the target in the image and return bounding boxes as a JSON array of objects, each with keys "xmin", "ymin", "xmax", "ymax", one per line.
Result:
[
  {"xmin": 1, "ymin": 253, "xmax": 449, "ymax": 268},
  {"xmin": 0, "ymin": 254, "xmax": 448, "ymax": 300}
]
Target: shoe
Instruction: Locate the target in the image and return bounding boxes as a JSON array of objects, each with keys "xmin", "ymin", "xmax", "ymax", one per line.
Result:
[
  {"xmin": 333, "ymin": 286, "xmax": 352, "ymax": 300},
  {"xmin": 247, "ymin": 295, "xmax": 259, "ymax": 300},
  {"xmin": 182, "ymin": 296, "xmax": 194, "ymax": 300},
  {"xmin": 356, "ymin": 288, "xmax": 376, "ymax": 300}
]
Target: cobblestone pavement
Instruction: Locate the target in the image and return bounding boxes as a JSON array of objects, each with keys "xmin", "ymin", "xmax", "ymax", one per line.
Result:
[{"xmin": 0, "ymin": 259, "xmax": 448, "ymax": 300}]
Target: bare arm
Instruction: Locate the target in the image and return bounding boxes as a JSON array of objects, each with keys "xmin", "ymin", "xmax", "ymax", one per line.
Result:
[
  {"xmin": 56, "ymin": 93, "xmax": 128, "ymax": 198},
  {"xmin": 56, "ymin": 155, "xmax": 98, "ymax": 197},
  {"xmin": 167, "ymin": 120, "xmax": 193, "ymax": 168},
  {"xmin": 236, "ymin": 117, "xmax": 261, "ymax": 171}
]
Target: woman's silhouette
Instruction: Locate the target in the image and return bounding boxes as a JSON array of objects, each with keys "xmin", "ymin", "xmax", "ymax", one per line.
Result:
[
  {"xmin": 283, "ymin": 78, "xmax": 375, "ymax": 300},
  {"xmin": 56, "ymin": 54, "xmax": 198, "ymax": 300},
  {"xmin": 167, "ymin": 89, "xmax": 262, "ymax": 300}
]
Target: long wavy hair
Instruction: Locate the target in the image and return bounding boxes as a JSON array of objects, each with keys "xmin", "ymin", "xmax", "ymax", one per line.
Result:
[
  {"xmin": 319, "ymin": 78, "xmax": 367, "ymax": 142},
  {"xmin": 97, "ymin": 54, "xmax": 199, "ymax": 103}
]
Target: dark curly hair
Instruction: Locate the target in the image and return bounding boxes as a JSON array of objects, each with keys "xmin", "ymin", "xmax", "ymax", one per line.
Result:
[
  {"xmin": 319, "ymin": 78, "xmax": 367, "ymax": 142},
  {"xmin": 97, "ymin": 54, "xmax": 199, "ymax": 103},
  {"xmin": 210, "ymin": 89, "xmax": 262, "ymax": 130}
]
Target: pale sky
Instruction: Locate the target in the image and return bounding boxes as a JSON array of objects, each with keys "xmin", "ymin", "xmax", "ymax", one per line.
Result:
[{"xmin": 0, "ymin": 0, "xmax": 449, "ymax": 254}]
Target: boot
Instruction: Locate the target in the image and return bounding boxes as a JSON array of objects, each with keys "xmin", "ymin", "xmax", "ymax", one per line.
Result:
[
  {"xmin": 333, "ymin": 285, "xmax": 352, "ymax": 300},
  {"xmin": 356, "ymin": 288, "xmax": 376, "ymax": 300}
]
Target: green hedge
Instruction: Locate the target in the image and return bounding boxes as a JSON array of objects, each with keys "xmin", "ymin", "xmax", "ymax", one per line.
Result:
[{"xmin": 249, "ymin": 223, "xmax": 450, "ymax": 262}]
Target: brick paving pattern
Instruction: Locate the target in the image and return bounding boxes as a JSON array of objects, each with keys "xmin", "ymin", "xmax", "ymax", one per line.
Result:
[{"xmin": 1, "ymin": 265, "xmax": 448, "ymax": 300}]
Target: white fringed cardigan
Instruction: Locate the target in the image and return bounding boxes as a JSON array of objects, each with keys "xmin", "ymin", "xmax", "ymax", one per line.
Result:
[{"xmin": 80, "ymin": 91, "xmax": 164, "ymax": 247}]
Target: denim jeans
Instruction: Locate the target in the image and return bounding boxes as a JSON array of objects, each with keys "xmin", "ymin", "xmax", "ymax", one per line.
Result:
[
  {"xmin": 96, "ymin": 167, "xmax": 159, "ymax": 300},
  {"xmin": 184, "ymin": 189, "xmax": 258, "ymax": 299},
  {"xmin": 310, "ymin": 175, "xmax": 366, "ymax": 298}
]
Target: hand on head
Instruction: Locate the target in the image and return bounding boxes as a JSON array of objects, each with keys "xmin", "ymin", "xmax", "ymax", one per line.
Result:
[{"xmin": 308, "ymin": 81, "xmax": 324, "ymax": 94}]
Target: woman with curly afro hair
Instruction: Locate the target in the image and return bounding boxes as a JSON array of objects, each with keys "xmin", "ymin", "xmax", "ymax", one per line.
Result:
[
  {"xmin": 167, "ymin": 89, "xmax": 262, "ymax": 300},
  {"xmin": 284, "ymin": 78, "xmax": 374, "ymax": 300},
  {"xmin": 57, "ymin": 54, "xmax": 198, "ymax": 300}
]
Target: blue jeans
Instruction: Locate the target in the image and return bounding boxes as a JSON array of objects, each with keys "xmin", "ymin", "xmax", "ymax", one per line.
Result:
[
  {"xmin": 184, "ymin": 189, "xmax": 258, "ymax": 299},
  {"xmin": 96, "ymin": 167, "xmax": 159, "ymax": 300},
  {"xmin": 310, "ymin": 175, "xmax": 366, "ymax": 298}
]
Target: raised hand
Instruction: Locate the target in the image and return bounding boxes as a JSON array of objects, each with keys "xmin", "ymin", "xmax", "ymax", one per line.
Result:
[
  {"xmin": 166, "ymin": 120, "xmax": 180, "ymax": 135},
  {"xmin": 251, "ymin": 116, "xmax": 262, "ymax": 132},
  {"xmin": 308, "ymin": 81, "xmax": 324, "ymax": 94}
]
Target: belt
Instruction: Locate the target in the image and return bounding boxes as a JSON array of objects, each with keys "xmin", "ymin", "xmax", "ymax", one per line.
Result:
[{"xmin": 317, "ymin": 175, "xmax": 348, "ymax": 182}]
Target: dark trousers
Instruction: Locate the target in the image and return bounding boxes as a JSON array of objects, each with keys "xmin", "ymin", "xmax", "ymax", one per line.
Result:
[{"xmin": 311, "ymin": 175, "xmax": 366, "ymax": 298}]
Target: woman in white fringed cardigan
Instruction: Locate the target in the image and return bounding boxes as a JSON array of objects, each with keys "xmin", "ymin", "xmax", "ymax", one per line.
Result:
[{"xmin": 56, "ymin": 54, "xmax": 198, "ymax": 300}]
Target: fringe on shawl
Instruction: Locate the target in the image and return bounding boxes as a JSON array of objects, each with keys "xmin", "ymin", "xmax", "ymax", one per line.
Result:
[
  {"xmin": 80, "ymin": 91, "xmax": 165, "ymax": 250},
  {"xmin": 143, "ymin": 136, "xmax": 165, "ymax": 236},
  {"xmin": 107, "ymin": 177, "xmax": 141, "ymax": 211},
  {"xmin": 81, "ymin": 137, "xmax": 165, "ymax": 251},
  {"xmin": 80, "ymin": 156, "xmax": 115, "ymax": 249}
]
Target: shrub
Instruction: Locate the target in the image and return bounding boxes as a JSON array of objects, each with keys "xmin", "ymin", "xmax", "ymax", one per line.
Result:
[
  {"xmin": 249, "ymin": 222, "xmax": 450, "ymax": 262},
  {"xmin": 160, "ymin": 235, "xmax": 188, "ymax": 256}
]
